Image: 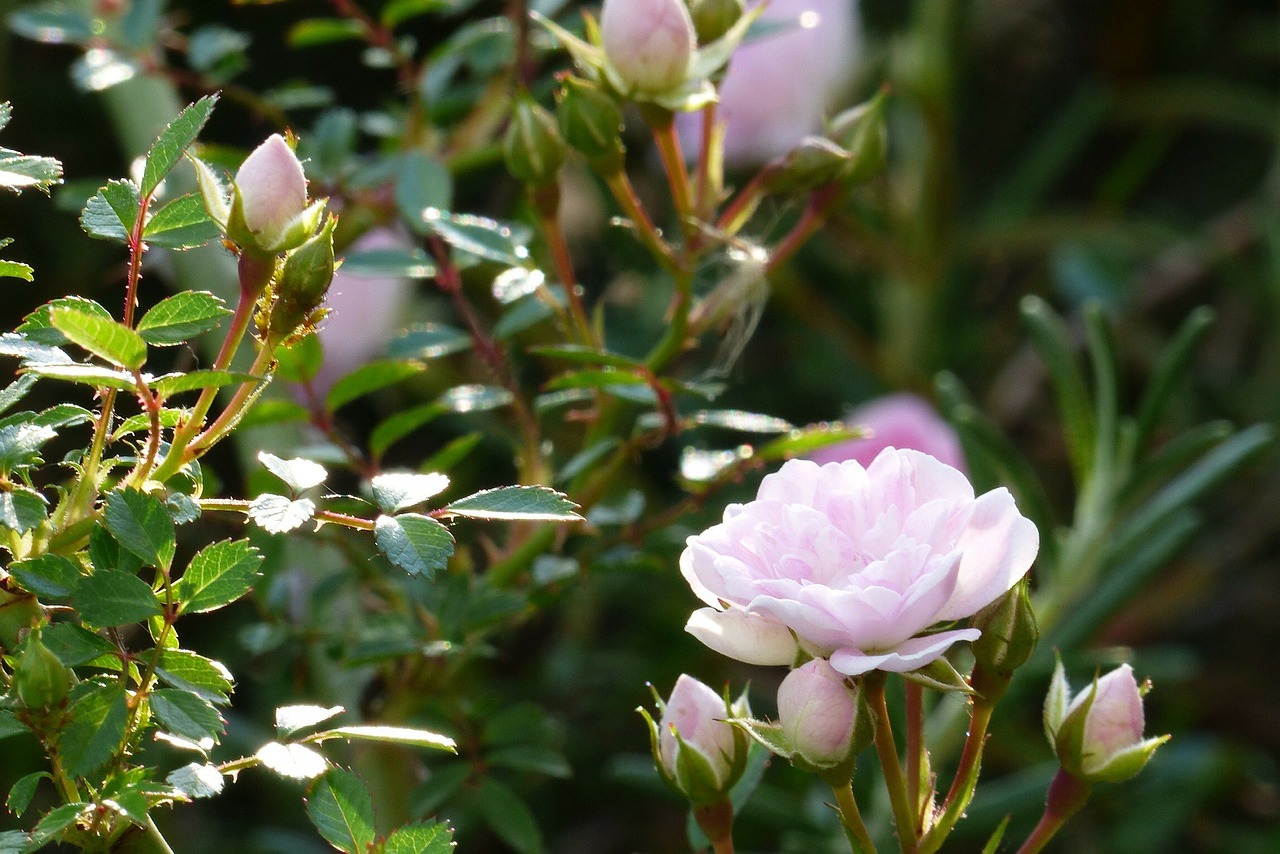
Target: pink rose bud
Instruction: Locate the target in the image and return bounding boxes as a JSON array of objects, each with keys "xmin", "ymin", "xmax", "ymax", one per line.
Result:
[
  {"xmin": 235, "ymin": 134, "xmax": 308, "ymax": 240},
  {"xmin": 639, "ymin": 675, "xmax": 750, "ymax": 805},
  {"xmin": 809, "ymin": 393, "xmax": 966, "ymax": 472},
  {"xmin": 777, "ymin": 659, "xmax": 867, "ymax": 768},
  {"xmin": 681, "ymin": 0, "xmax": 861, "ymax": 165},
  {"xmin": 600, "ymin": 0, "xmax": 697, "ymax": 94},
  {"xmin": 1044, "ymin": 661, "xmax": 1169, "ymax": 784}
]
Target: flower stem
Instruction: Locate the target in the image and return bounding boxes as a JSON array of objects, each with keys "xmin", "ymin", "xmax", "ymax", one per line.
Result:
[
  {"xmin": 1015, "ymin": 770, "xmax": 1091, "ymax": 854},
  {"xmin": 865, "ymin": 672, "xmax": 919, "ymax": 853},
  {"xmin": 648, "ymin": 110, "xmax": 695, "ymax": 236},
  {"xmin": 766, "ymin": 183, "xmax": 842, "ymax": 273},
  {"xmin": 693, "ymin": 800, "xmax": 736, "ymax": 854},
  {"xmin": 603, "ymin": 171, "xmax": 683, "ymax": 274},
  {"xmin": 832, "ymin": 780, "xmax": 878, "ymax": 854},
  {"xmin": 905, "ymin": 681, "xmax": 929, "ymax": 834},
  {"xmin": 537, "ymin": 198, "xmax": 595, "ymax": 347}
]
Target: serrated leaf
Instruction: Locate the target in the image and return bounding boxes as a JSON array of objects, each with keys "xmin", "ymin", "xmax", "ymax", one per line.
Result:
[
  {"xmin": 326, "ymin": 360, "xmax": 424, "ymax": 411},
  {"xmin": 0, "ymin": 374, "xmax": 38, "ymax": 417},
  {"xmin": 307, "ymin": 725, "xmax": 457, "ymax": 753},
  {"xmin": 0, "ymin": 488, "xmax": 47, "ymax": 532},
  {"xmin": 59, "ymin": 682, "xmax": 128, "ymax": 777},
  {"xmin": 423, "ymin": 211, "xmax": 525, "ymax": 265},
  {"xmin": 382, "ymin": 821, "xmax": 455, "ymax": 854},
  {"xmin": 9, "ymin": 554, "xmax": 81, "ymax": 598},
  {"xmin": 375, "ymin": 513, "xmax": 454, "ymax": 577},
  {"xmin": 74, "ymin": 569, "xmax": 162, "ymax": 627},
  {"xmin": 151, "ymin": 370, "xmax": 255, "ymax": 397},
  {"xmin": 175, "ymin": 539, "xmax": 263, "ymax": 614},
  {"xmin": 258, "ymin": 450, "xmax": 328, "ymax": 492},
  {"xmin": 21, "ymin": 363, "xmax": 137, "ymax": 390},
  {"xmin": 104, "ymin": 489, "xmax": 176, "ymax": 568},
  {"xmin": 0, "ymin": 146, "xmax": 62, "ymax": 193},
  {"xmin": 256, "ymin": 742, "xmax": 328, "ymax": 780},
  {"xmin": 477, "ymin": 778, "xmax": 542, "ymax": 854},
  {"xmin": 444, "ymin": 486, "xmax": 580, "ymax": 522},
  {"xmin": 0, "ymin": 260, "xmax": 33, "ymax": 281},
  {"xmin": 17, "ymin": 296, "xmax": 112, "ymax": 346},
  {"xmin": 370, "ymin": 403, "xmax": 445, "ymax": 460},
  {"xmin": 42, "ymin": 623, "xmax": 116, "ymax": 668},
  {"xmin": 6, "ymin": 773, "xmax": 49, "ymax": 821},
  {"xmin": 386, "ymin": 323, "xmax": 471, "ymax": 360},
  {"xmin": 0, "ymin": 423, "xmax": 55, "ymax": 475},
  {"xmin": 24, "ymin": 802, "xmax": 87, "ymax": 850},
  {"xmin": 247, "ymin": 494, "xmax": 316, "ymax": 534},
  {"xmin": 396, "ymin": 153, "xmax": 454, "ymax": 233},
  {"xmin": 142, "ymin": 193, "xmax": 220, "ymax": 249},
  {"xmin": 142, "ymin": 96, "xmax": 217, "ymax": 197},
  {"xmin": 370, "ymin": 472, "xmax": 450, "ymax": 513},
  {"xmin": 151, "ymin": 690, "xmax": 224, "ymax": 742},
  {"xmin": 155, "ymin": 650, "xmax": 234, "ymax": 705},
  {"xmin": 138, "ymin": 291, "xmax": 230, "ymax": 347},
  {"xmin": 50, "ymin": 306, "xmax": 146, "ymax": 370},
  {"xmin": 305, "ymin": 768, "xmax": 377, "ymax": 854},
  {"xmin": 80, "ymin": 179, "xmax": 140, "ymax": 242},
  {"xmin": 166, "ymin": 763, "xmax": 224, "ymax": 800},
  {"xmin": 276, "ymin": 705, "xmax": 345, "ymax": 738}
]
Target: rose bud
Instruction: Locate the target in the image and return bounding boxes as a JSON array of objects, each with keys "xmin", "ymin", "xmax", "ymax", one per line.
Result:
[
  {"xmin": 777, "ymin": 659, "xmax": 872, "ymax": 771},
  {"xmin": 218, "ymin": 134, "xmax": 328, "ymax": 257},
  {"xmin": 504, "ymin": 95, "xmax": 566, "ymax": 188},
  {"xmin": 600, "ymin": 0, "xmax": 697, "ymax": 95},
  {"xmin": 638, "ymin": 674, "xmax": 750, "ymax": 805},
  {"xmin": 689, "ymin": 0, "xmax": 745, "ymax": 44},
  {"xmin": 1044, "ymin": 661, "xmax": 1169, "ymax": 784}
]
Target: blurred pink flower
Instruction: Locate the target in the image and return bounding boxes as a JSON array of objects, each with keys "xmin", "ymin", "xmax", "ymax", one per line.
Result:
[
  {"xmin": 810, "ymin": 394, "xmax": 966, "ymax": 471},
  {"xmin": 600, "ymin": 0, "xmax": 697, "ymax": 94},
  {"xmin": 682, "ymin": 450, "xmax": 1039, "ymax": 675},
  {"xmin": 313, "ymin": 228, "xmax": 414, "ymax": 391},
  {"xmin": 681, "ymin": 0, "xmax": 861, "ymax": 165}
]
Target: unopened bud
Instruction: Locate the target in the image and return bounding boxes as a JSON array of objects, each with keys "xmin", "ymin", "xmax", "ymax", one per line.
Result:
[
  {"xmin": 827, "ymin": 90, "xmax": 888, "ymax": 185},
  {"xmin": 971, "ymin": 578, "xmax": 1038, "ymax": 675},
  {"xmin": 270, "ymin": 216, "xmax": 338, "ymax": 341},
  {"xmin": 763, "ymin": 136, "xmax": 850, "ymax": 193},
  {"xmin": 14, "ymin": 627, "xmax": 70, "ymax": 711},
  {"xmin": 556, "ymin": 78, "xmax": 626, "ymax": 174},
  {"xmin": 600, "ymin": 0, "xmax": 696, "ymax": 95},
  {"xmin": 504, "ymin": 96, "xmax": 566, "ymax": 187},
  {"xmin": 688, "ymin": 0, "xmax": 744, "ymax": 44},
  {"xmin": 777, "ymin": 659, "xmax": 873, "ymax": 773},
  {"xmin": 638, "ymin": 675, "xmax": 750, "ymax": 806},
  {"xmin": 227, "ymin": 134, "xmax": 327, "ymax": 256}
]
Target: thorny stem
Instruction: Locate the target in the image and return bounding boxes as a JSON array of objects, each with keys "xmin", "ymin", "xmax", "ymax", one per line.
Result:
[
  {"xmin": 200, "ymin": 498, "xmax": 378, "ymax": 532},
  {"xmin": 188, "ymin": 343, "xmax": 275, "ymax": 454},
  {"xmin": 832, "ymin": 780, "xmax": 878, "ymax": 854},
  {"xmin": 865, "ymin": 672, "xmax": 919, "ymax": 854}
]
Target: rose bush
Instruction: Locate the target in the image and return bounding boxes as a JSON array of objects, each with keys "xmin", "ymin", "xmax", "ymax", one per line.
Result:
[{"xmin": 681, "ymin": 448, "xmax": 1039, "ymax": 675}]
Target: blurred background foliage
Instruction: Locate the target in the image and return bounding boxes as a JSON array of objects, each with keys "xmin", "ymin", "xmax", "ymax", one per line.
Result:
[{"xmin": 0, "ymin": 0, "xmax": 1277, "ymax": 851}]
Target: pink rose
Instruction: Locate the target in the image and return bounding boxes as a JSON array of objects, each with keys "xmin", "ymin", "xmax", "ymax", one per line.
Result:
[
  {"xmin": 810, "ymin": 393, "xmax": 966, "ymax": 471},
  {"xmin": 600, "ymin": 0, "xmax": 697, "ymax": 94},
  {"xmin": 681, "ymin": 449, "xmax": 1039, "ymax": 676},
  {"xmin": 681, "ymin": 0, "xmax": 861, "ymax": 165},
  {"xmin": 235, "ymin": 134, "xmax": 308, "ymax": 241}
]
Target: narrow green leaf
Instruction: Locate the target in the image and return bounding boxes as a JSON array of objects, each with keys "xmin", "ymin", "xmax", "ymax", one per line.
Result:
[
  {"xmin": 1134, "ymin": 306, "xmax": 1215, "ymax": 451},
  {"xmin": 437, "ymin": 384, "xmax": 512, "ymax": 413},
  {"xmin": 375, "ymin": 513, "xmax": 454, "ymax": 577},
  {"xmin": 138, "ymin": 291, "xmax": 231, "ymax": 346},
  {"xmin": 142, "ymin": 193, "xmax": 220, "ymax": 249},
  {"xmin": 387, "ymin": 323, "xmax": 471, "ymax": 360},
  {"xmin": 151, "ymin": 370, "xmax": 254, "ymax": 397},
  {"xmin": 382, "ymin": 821, "xmax": 455, "ymax": 854},
  {"xmin": 276, "ymin": 704, "xmax": 345, "ymax": 738},
  {"xmin": 307, "ymin": 725, "xmax": 457, "ymax": 753},
  {"xmin": 444, "ymin": 486, "xmax": 580, "ymax": 522},
  {"xmin": 326, "ymin": 360, "xmax": 425, "ymax": 411},
  {"xmin": 477, "ymin": 778, "xmax": 543, "ymax": 854},
  {"xmin": 141, "ymin": 96, "xmax": 217, "ymax": 197},
  {"xmin": 174, "ymin": 539, "xmax": 263, "ymax": 614},
  {"xmin": 527, "ymin": 344, "xmax": 645, "ymax": 369},
  {"xmin": 757, "ymin": 423, "xmax": 866, "ymax": 462},
  {"xmin": 543, "ymin": 368, "xmax": 647, "ymax": 392},
  {"xmin": 383, "ymin": 0, "xmax": 454, "ymax": 28},
  {"xmin": 288, "ymin": 17, "xmax": 367, "ymax": 48},
  {"xmin": 691, "ymin": 409, "xmax": 794, "ymax": 433},
  {"xmin": 151, "ymin": 689, "xmax": 224, "ymax": 742},
  {"xmin": 21, "ymin": 362, "xmax": 136, "ymax": 390},
  {"xmin": 305, "ymin": 768, "xmax": 377, "ymax": 854},
  {"xmin": 370, "ymin": 403, "xmax": 445, "ymax": 460},
  {"xmin": 422, "ymin": 211, "xmax": 524, "ymax": 265},
  {"xmin": 0, "ymin": 147, "xmax": 62, "ymax": 193},
  {"xmin": 103, "ymin": 489, "xmax": 176, "ymax": 568},
  {"xmin": 1083, "ymin": 304, "xmax": 1120, "ymax": 470},
  {"xmin": 50, "ymin": 306, "xmax": 147, "ymax": 370},
  {"xmin": 80, "ymin": 179, "xmax": 140, "ymax": 242},
  {"xmin": 1021, "ymin": 296, "xmax": 1096, "ymax": 484},
  {"xmin": 59, "ymin": 681, "xmax": 128, "ymax": 777},
  {"xmin": 74, "ymin": 569, "xmax": 162, "ymax": 627}
]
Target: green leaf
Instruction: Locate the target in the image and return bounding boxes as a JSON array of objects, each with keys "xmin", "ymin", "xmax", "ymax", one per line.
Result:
[
  {"xmin": 151, "ymin": 370, "xmax": 255, "ymax": 397},
  {"xmin": 691, "ymin": 409, "xmax": 794, "ymax": 433},
  {"xmin": 438, "ymin": 384, "xmax": 513, "ymax": 413},
  {"xmin": 370, "ymin": 472, "xmax": 450, "ymax": 514},
  {"xmin": 155, "ymin": 650, "xmax": 234, "ymax": 705},
  {"xmin": 256, "ymin": 742, "xmax": 328, "ymax": 780},
  {"xmin": 493, "ymin": 291, "xmax": 559, "ymax": 339},
  {"xmin": 0, "ymin": 423, "xmax": 55, "ymax": 475},
  {"xmin": 307, "ymin": 725, "xmax": 457, "ymax": 753},
  {"xmin": 9, "ymin": 554, "xmax": 82, "ymax": 598},
  {"xmin": 50, "ymin": 306, "xmax": 146, "ymax": 370},
  {"xmin": 3, "ymin": 402, "xmax": 93, "ymax": 431},
  {"xmin": 305, "ymin": 768, "xmax": 377, "ymax": 854},
  {"xmin": 757, "ymin": 423, "xmax": 867, "ymax": 462},
  {"xmin": 382, "ymin": 821, "xmax": 455, "ymax": 854},
  {"xmin": 326, "ymin": 360, "xmax": 425, "ymax": 411},
  {"xmin": 444, "ymin": 486, "xmax": 580, "ymax": 522},
  {"xmin": 1021, "ymin": 296, "xmax": 1096, "ymax": 484},
  {"xmin": 0, "ymin": 710, "xmax": 27, "ymax": 741},
  {"xmin": 0, "ymin": 487, "xmax": 47, "ymax": 532},
  {"xmin": 175, "ymin": 539, "xmax": 263, "ymax": 615},
  {"xmin": 21, "ymin": 363, "xmax": 137, "ymax": 391},
  {"xmin": 387, "ymin": 323, "xmax": 471, "ymax": 360},
  {"xmin": 258, "ymin": 451, "xmax": 328, "ymax": 492},
  {"xmin": 17, "ymin": 296, "xmax": 111, "ymax": 346},
  {"xmin": 288, "ymin": 17, "xmax": 367, "ymax": 48},
  {"xmin": 151, "ymin": 689, "xmax": 224, "ymax": 742},
  {"xmin": 24, "ymin": 802, "xmax": 88, "ymax": 850},
  {"xmin": 422, "ymin": 432, "xmax": 482, "ymax": 473},
  {"xmin": 276, "ymin": 704, "xmax": 345, "ymax": 738},
  {"xmin": 58, "ymin": 681, "xmax": 129, "ymax": 777},
  {"xmin": 9, "ymin": 6, "xmax": 95, "ymax": 43},
  {"xmin": 543, "ymin": 368, "xmax": 648, "ymax": 392},
  {"xmin": 375, "ymin": 513, "xmax": 454, "ymax": 577},
  {"xmin": 141, "ymin": 96, "xmax": 217, "ymax": 197},
  {"xmin": 74, "ymin": 569, "xmax": 162, "ymax": 627},
  {"xmin": 396, "ymin": 152, "xmax": 454, "ymax": 233},
  {"xmin": 137, "ymin": 291, "xmax": 231, "ymax": 346},
  {"xmin": 42, "ymin": 623, "xmax": 117, "ymax": 668},
  {"xmin": 340, "ymin": 246, "xmax": 435, "ymax": 279},
  {"xmin": 0, "ymin": 144, "xmax": 62, "ymax": 193},
  {"xmin": 422, "ymin": 211, "xmax": 525, "ymax": 265},
  {"xmin": 370, "ymin": 403, "xmax": 445, "ymax": 460},
  {"xmin": 5, "ymin": 772, "xmax": 48, "ymax": 818},
  {"xmin": 477, "ymin": 778, "xmax": 543, "ymax": 854},
  {"xmin": 88, "ymin": 523, "xmax": 143, "ymax": 575},
  {"xmin": 527, "ymin": 344, "xmax": 645, "ymax": 369},
  {"xmin": 166, "ymin": 763, "xmax": 225, "ymax": 800},
  {"xmin": 142, "ymin": 193, "xmax": 220, "ymax": 249},
  {"xmin": 274, "ymin": 333, "xmax": 324, "ymax": 383},
  {"xmin": 247, "ymin": 494, "xmax": 316, "ymax": 534},
  {"xmin": 104, "ymin": 489, "xmax": 176, "ymax": 568},
  {"xmin": 383, "ymin": 0, "xmax": 455, "ymax": 28},
  {"xmin": 80, "ymin": 179, "xmax": 140, "ymax": 242},
  {"xmin": 0, "ymin": 260, "xmax": 33, "ymax": 281},
  {"xmin": 0, "ymin": 374, "xmax": 38, "ymax": 417},
  {"xmin": 1133, "ymin": 306, "xmax": 1215, "ymax": 451}
]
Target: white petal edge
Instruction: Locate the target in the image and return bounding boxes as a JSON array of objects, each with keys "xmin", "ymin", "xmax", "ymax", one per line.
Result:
[{"xmin": 685, "ymin": 607, "xmax": 798, "ymax": 666}]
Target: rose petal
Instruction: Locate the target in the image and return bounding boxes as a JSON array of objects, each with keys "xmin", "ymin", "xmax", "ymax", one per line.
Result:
[{"xmin": 685, "ymin": 607, "xmax": 798, "ymax": 666}]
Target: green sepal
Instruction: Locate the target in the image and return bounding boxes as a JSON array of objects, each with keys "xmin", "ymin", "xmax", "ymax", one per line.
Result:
[{"xmin": 902, "ymin": 655, "xmax": 974, "ymax": 694}]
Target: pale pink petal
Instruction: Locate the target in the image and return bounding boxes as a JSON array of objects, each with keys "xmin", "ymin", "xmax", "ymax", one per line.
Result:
[
  {"xmin": 936, "ymin": 488, "xmax": 1039, "ymax": 621},
  {"xmin": 685, "ymin": 607, "xmax": 798, "ymax": 666},
  {"xmin": 829, "ymin": 629, "xmax": 981, "ymax": 676}
]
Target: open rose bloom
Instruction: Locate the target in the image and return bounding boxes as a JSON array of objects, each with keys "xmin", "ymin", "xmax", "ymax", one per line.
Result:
[{"xmin": 681, "ymin": 449, "xmax": 1039, "ymax": 675}]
